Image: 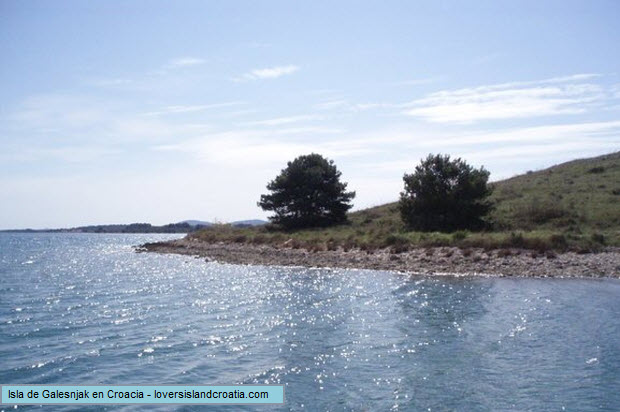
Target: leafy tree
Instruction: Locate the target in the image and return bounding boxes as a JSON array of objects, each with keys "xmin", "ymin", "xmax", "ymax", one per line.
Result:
[
  {"xmin": 258, "ymin": 153, "xmax": 355, "ymax": 229},
  {"xmin": 399, "ymin": 154, "xmax": 493, "ymax": 231}
]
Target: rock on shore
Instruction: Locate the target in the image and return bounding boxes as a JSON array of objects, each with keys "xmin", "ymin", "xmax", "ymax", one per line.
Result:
[{"xmin": 137, "ymin": 237, "xmax": 620, "ymax": 278}]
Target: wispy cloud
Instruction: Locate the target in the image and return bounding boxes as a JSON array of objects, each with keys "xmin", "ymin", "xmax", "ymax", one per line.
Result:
[
  {"xmin": 269, "ymin": 127, "xmax": 344, "ymax": 135},
  {"xmin": 0, "ymin": 144, "xmax": 122, "ymax": 163},
  {"xmin": 152, "ymin": 128, "xmax": 373, "ymax": 167},
  {"xmin": 246, "ymin": 115, "xmax": 320, "ymax": 126},
  {"xmin": 390, "ymin": 76, "xmax": 443, "ymax": 86},
  {"xmin": 313, "ymin": 99, "xmax": 398, "ymax": 113},
  {"xmin": 152, "ymin": 119, "xmax": 620, "ymax": 178},
  {"xmin": 439, "ymin": 120, "xmax": 620, "ymax": 146},
  {"xmin": 165, "ymin": 57, "xmax": 206, "ymax": 69},
  {"xmin": 234, "ymin": 65, "xmax": 299, "ymax": 81},
  {"xmin": 3, "ymin": 94, "xmax": 212, "ymax": 147},
  {"xmin": 144, "ymin": 102, "xmax": 245, "ymax": 116},
  {"xmin": 403, "ymin": 74, "xmax": 607, "ymax": 123},
  {"xmin": 314, "ymin": 99, "xmax": 349, "ymax": 110},
  {"xmin": 367, "ymin": 120, "xmax": 620, "ymax": 153},
  {"xmin": 355, "ymin": 120, "xmax": 620, "ymax": 177}
]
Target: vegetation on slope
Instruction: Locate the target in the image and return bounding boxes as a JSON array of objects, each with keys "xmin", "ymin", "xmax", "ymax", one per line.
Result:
[{"xmin": 190, "ymin": 151, "xmax": 620, "ymax": 253}]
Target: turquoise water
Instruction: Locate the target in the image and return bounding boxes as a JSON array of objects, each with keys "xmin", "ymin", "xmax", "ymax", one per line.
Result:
[{"xmin": 1, "ymin": 233, "xmax": 619, "ymax": 411}]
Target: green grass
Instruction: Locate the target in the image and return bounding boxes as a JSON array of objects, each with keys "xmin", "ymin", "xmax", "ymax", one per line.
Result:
[{"xmin": 190, "ymin": 151, "xmax": 620, "ymax": 253}]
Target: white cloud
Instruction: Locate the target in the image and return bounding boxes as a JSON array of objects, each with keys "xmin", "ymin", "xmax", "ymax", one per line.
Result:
[
  {"xmin": 390, "ymin": 76, "xmax": 443, "ymax": 86},
  {"xmin": 354, "ymin": 102, "xmax": 396, "ymax": 111},
  {"xmin": 0, "ymin": 145, "xmax": 122, "ymax": 163},
  {"xmin": 166, "ymin": 57, "xmax": 206, "ymax": 68},
  {"xmin": 235, "ymin": 65, "xmax": 299, "ymax": 81},
  {"xmin": 307, "ymin": 88, "xmax": 340, "ymax": 95},
  {"xmin": 246, "ymin": 115, "xmax": 320, "ymax": 126},
  {"xmin": 155, "ymin": 119, "xmax": 620, "ymax": 172},
  {"xmin": 441, "ymin": 73, "xmax": 600, "ymax": 93},
  {"xmin": 460, "ymin": 141, "xmax": 619, "ymax": 162},
  {"xmin": 270, "ymin": 127, "xmax": 344, "ymax": 135},
  {"xmin": 314, "ymin": 99, "xmax": 349, "ymax": 110},
  {"xmin": 403, "ymin": 74, "xmax": 607, "ymax": 123},
  {"xmin": 144, "ymin": 102, "xmax": 245, "ymax": 116},
  {"xmin": 152, "ymin": 128, "xmax": 375, "ymax": 168},
  {"xmin": 313, "ymin": 99, "xmax": 397, "ymax": 113},
  {"xmin": 3, "ymin": 94, "xmax": 213, "ymax": 147},
  {"xmin": 442, "ymin": 120, "xmax": 620, "ymax": 146},
  {"xmin": 352, "ymin": 120, "xmax": 620, "ymax": 181},
  {"xmin": 154, "ymin": 132, "xmax": 313, "ymax": 166}
]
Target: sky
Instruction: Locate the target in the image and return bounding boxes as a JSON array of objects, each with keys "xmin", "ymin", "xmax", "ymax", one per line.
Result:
[{"xmin": 1, "ymin": 0, "xmax": 619, "ymax": 229}]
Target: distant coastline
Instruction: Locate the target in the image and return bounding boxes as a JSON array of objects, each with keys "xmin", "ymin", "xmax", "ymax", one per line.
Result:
[
  {"xmin": 1, "ymin": 220, "xmax": 267, "ymax": 234},
  {"xmin": 1, "ymin": 222, "xmax": 200, "ymax": 234}
]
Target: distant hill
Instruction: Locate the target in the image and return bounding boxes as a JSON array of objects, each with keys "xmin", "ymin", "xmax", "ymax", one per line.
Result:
[
  {"xmin": 231, "ymin": 219, "xmax": 268, "ymax": 227},
  {"xmin": 179, "ymin": 220, "xmax": 212, "ymax": 227}
]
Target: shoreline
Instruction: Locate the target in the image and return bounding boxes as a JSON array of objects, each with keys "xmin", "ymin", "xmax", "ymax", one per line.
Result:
[{"xmin": 137, "ymin": 237, "xmax": 620, "ymax": 278}]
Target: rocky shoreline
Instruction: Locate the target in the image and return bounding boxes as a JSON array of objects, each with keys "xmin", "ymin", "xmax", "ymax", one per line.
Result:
[{"xmin": 137, "ymin": 237, "xmax": 620, "ymax": 278}]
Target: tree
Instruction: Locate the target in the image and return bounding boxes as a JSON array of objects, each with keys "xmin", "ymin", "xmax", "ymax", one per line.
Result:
[
  {"xmin": 399, "ymin": 154, "xmax": 493, "ymax": 231},
  {"xmin": 258, "ymin": 153, "xmax": 355, "ymax": 229}
]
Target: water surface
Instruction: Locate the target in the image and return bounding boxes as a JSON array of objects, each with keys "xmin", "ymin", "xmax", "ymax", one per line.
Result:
[{"xmin": 1, "ymin": 233, "xmax": 619, "ymax": 411}]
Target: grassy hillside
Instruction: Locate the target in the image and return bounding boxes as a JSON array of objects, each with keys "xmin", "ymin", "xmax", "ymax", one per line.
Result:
[
  {"xmin": 191, "ymin": 151, "xmax": 620, "ymax": 252},
  {"xmin": 490, "ymin": 151, "xmax": 620, "ymax": 231}
]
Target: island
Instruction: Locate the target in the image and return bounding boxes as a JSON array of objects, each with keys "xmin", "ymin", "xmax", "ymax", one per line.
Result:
[{"xmin": 142, "ymin": 151, "xmax": 620, "ymax": 278}]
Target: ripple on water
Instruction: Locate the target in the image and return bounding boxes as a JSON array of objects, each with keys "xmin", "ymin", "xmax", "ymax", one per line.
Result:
[{"xmin": 0, "ymin": 234, "xmax": 619, "ymax": 411}]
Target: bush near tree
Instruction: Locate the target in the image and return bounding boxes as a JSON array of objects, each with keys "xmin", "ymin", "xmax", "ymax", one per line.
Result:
[
  {"xmin": 258, "ymin": 153, "xmax": 355, "ymax": 229},
  {"xmin": 399, "ymin": 154, "xmax": 493, "ymax": 232}
]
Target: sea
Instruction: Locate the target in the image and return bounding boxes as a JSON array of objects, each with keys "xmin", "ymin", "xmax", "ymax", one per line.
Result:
[{"xmin": 1, "ymin": 233, "xmax": 619, "ymax": 411}]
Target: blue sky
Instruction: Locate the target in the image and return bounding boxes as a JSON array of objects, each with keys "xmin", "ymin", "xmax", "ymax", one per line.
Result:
[{"xmin": 1, "ymin": 1, "xmax": 619, "ymax": 229}]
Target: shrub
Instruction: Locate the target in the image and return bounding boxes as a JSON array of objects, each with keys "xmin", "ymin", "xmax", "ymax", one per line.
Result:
[
  {"xmin": 399, "ymin": 154, "xmax": 493, "ymax": 232},
  {"xmin": 452, "ymin": 230, "xmax": 469, "ymax": 242},
  {"xmin": 516, "ymin": 197, "xmax": 569, "ymax": 225},
  {"xmin": 588, "ymin": 166, "xmax": 605, "ymax": 174},
  {"xmin": 384, "ymin": 234, "xmax": 410, "ymax": 247},
  {"xmin": 549, "ymin": 234, "xmax": 568, "ymax": 249},
  {"xmin": 509, "ymin": 232, "xmax": 525, "ymax": 248},
  {"xmin": 251, "ymin": 234, "xmax": 266, "ymax": 244},
  {"xmin": 233, "ymin": 234, "xmax": 247, "ymax": 243}
]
